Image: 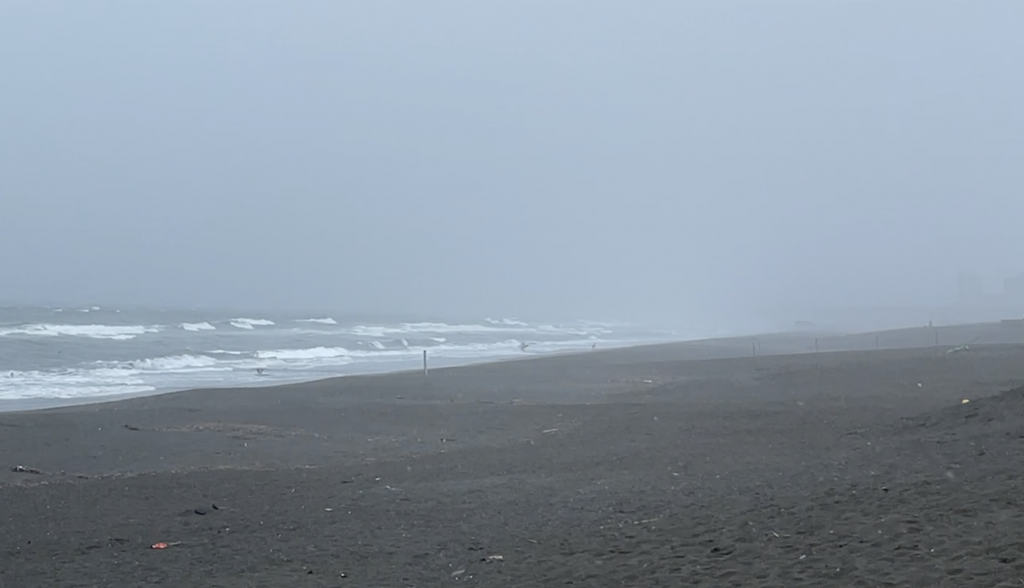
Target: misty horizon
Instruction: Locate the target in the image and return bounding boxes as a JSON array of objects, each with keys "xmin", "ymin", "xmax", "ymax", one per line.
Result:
[{"xmin": 2, "ymin": 2, "xmax": 1022, "ymax": 326}]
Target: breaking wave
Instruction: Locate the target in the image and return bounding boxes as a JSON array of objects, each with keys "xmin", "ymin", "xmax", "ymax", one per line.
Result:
[
  {"xmin": 348, "ymin": 321, "xmax": 607, "ymax": 338},
  {"xmin": 255, "ymin": 347, "xmax": 353, "ymax": 361},
  {"xmin": 485, "ymin": 317, "xmax": 529, "ymax": 326},
  {"xmin": 130, "ymin": 354, "xmax": 225, "ymax": 371},
  {"xmin": 296, "ymin": 317, "xmax": 338, "ymax": 325},
  {"xmin": 0, "ymin": 308, "xmax": 677, "ymax": 402},
  {"xmin": 229, "ymin": 318, "xmax": 276, "ymax": 329},
  {"xmin": 0, "ymin": 323, "xmax": 159, "ymax": 340}
]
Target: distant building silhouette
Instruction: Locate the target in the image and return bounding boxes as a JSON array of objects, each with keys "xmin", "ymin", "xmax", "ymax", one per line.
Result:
[
  {"xmin": 1004, "ymin": 273, "xmax": 1024, "ymax": 300},
  {"xmin": 957, "ymin": 273, "xmax": 984, "ymax": 305}
]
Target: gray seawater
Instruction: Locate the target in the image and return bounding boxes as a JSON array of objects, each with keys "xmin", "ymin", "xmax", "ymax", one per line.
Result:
[{"xmin": 0, "ymin": 305, "xmax": 692, "ymax": 405}]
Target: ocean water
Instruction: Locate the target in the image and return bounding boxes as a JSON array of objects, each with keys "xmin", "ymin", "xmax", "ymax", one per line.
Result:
[{"xmin": 0, "ymin": 305, "xmax": 689, "ymax": 404}]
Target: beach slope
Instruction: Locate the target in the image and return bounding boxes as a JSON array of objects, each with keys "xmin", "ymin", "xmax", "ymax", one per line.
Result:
[{"xmin": 3, "ymin": 335, "xmax": 1024, "ymax": 587}]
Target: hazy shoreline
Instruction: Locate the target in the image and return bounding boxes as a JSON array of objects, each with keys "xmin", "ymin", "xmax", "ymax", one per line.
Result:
[
  {"xmin": 4, "ymin": 319, "xmax": 1022, "ymax": 415},
  {"xmin": 0, "ymin": 341, "xmax": 642, "ymax": 414},
  {"xmin": 3, "ymin": 320, "xmax": 1024, "ymax": 586},
  {"xmin": 0, "ymin": 307, "xmax": 679, "ymax": 404}
]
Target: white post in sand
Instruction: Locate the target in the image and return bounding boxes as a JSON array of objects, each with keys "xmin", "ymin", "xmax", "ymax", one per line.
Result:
[{"xmin": 423, "ymin": 349, "xmax": 428, "ymax": 376}]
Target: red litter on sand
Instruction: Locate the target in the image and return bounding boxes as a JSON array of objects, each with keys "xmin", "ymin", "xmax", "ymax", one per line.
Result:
[{"xmin": 151, "ymin": 542, "xmax": 181, "ymax": 550}]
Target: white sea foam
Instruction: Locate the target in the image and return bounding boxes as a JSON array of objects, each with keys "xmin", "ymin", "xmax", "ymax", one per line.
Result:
[
  {"xmin": 297, "ymin": 317, "xmax": 337, "ymax": 325},
  {"xmin": 485, "ymin": 317, "xmax": 529, "ymax": 326},
  {"xmin": 243, "ymin": 336, "xmax": 637, "ymax": 368},
  {"xmin": 0, "ymin": 335, "xmax": 648, "ymax": 402},
  {"xmin": 254, "ymin": 347, "xmax": 354, "ymax": 361},
  {"xmin": 579, "ymin": 319, "xmax": 629, "ymax": 329},
  {"xmin": 0, "ymin": 368, "xmax": 155, "ymax": 400},
  {"xmin": 0, "ymin": 323, "xmax": 159, "ymax": 340},
  {"xmin": 0, "ymin": 382, "xmax": 156, "ymax": 400},
  {"xmin": 402, "ymin": 322, "xmax": 523, "ymax": 334},
  {"xmin": 229, "ymin": 318, "xmax": 276, "ymax": 329},
  {"xmin": 0, "ymin": 307, "xmax": 668, "ymax": 404},
  {"xmin": 348, "ymin": 325, "xmax": 388, "ymax": 337},
  {"xmin": 249, "ymin": 339, "xmax": 539, "ymax": 364},
  {"xmin": 348, "ymin": 320, "xmax": 612, "ymax": 338},
  {"xmin": 132, "ymin": 354, "xmax": 224, "ymax": 371},
  {"xmin": 350, "ymin": 321, "xmax": 530, "ymax": 337}
]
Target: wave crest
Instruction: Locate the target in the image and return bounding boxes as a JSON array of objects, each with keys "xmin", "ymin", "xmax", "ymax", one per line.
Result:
[
  {"xmin": 0, "ymin": 323, "xmax": 159, "ymax": 340},
  {"xmin": 229, "ymin": 318, "xmax": 276, "ymax": 329},
  {"xmin": 296, "ymin": 317, "xmax": 337, "ymax": 325}
]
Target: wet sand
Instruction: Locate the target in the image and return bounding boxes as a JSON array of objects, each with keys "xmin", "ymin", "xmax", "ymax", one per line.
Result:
[{"xmin": 3, "ymin": 326, "xmax": 1024, "ymax": 587}]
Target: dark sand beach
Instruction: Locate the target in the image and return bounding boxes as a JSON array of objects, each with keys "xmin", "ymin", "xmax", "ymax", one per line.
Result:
[{"xmin": 3, "ymin": 324, "xmax": 1024, "ymax": 587}]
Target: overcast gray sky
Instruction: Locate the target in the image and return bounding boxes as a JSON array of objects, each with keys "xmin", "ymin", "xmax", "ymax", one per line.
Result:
[{"xmin": 1, "ymin": 2, "xmax": 1021, "ymax": 322}]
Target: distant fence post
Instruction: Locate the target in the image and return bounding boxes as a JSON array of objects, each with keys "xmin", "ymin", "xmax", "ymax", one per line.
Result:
[
  {"xmin": 814, "ymin": 338, "xmax": 819, "ymax": 352},
  {"xmin": 934, "ymin": 329, "xmax": 939, "ymax": 347},
  {"xmin": 752, "ymin": 341, "xmax": 757, "ymax": 357},
  {"xmin": 875, "ymin": 334, "xmax": 879, "ymax": 349},
  {"xmin": 423, "ymin": 349, "xmax": 428, "ymax": 376}
]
